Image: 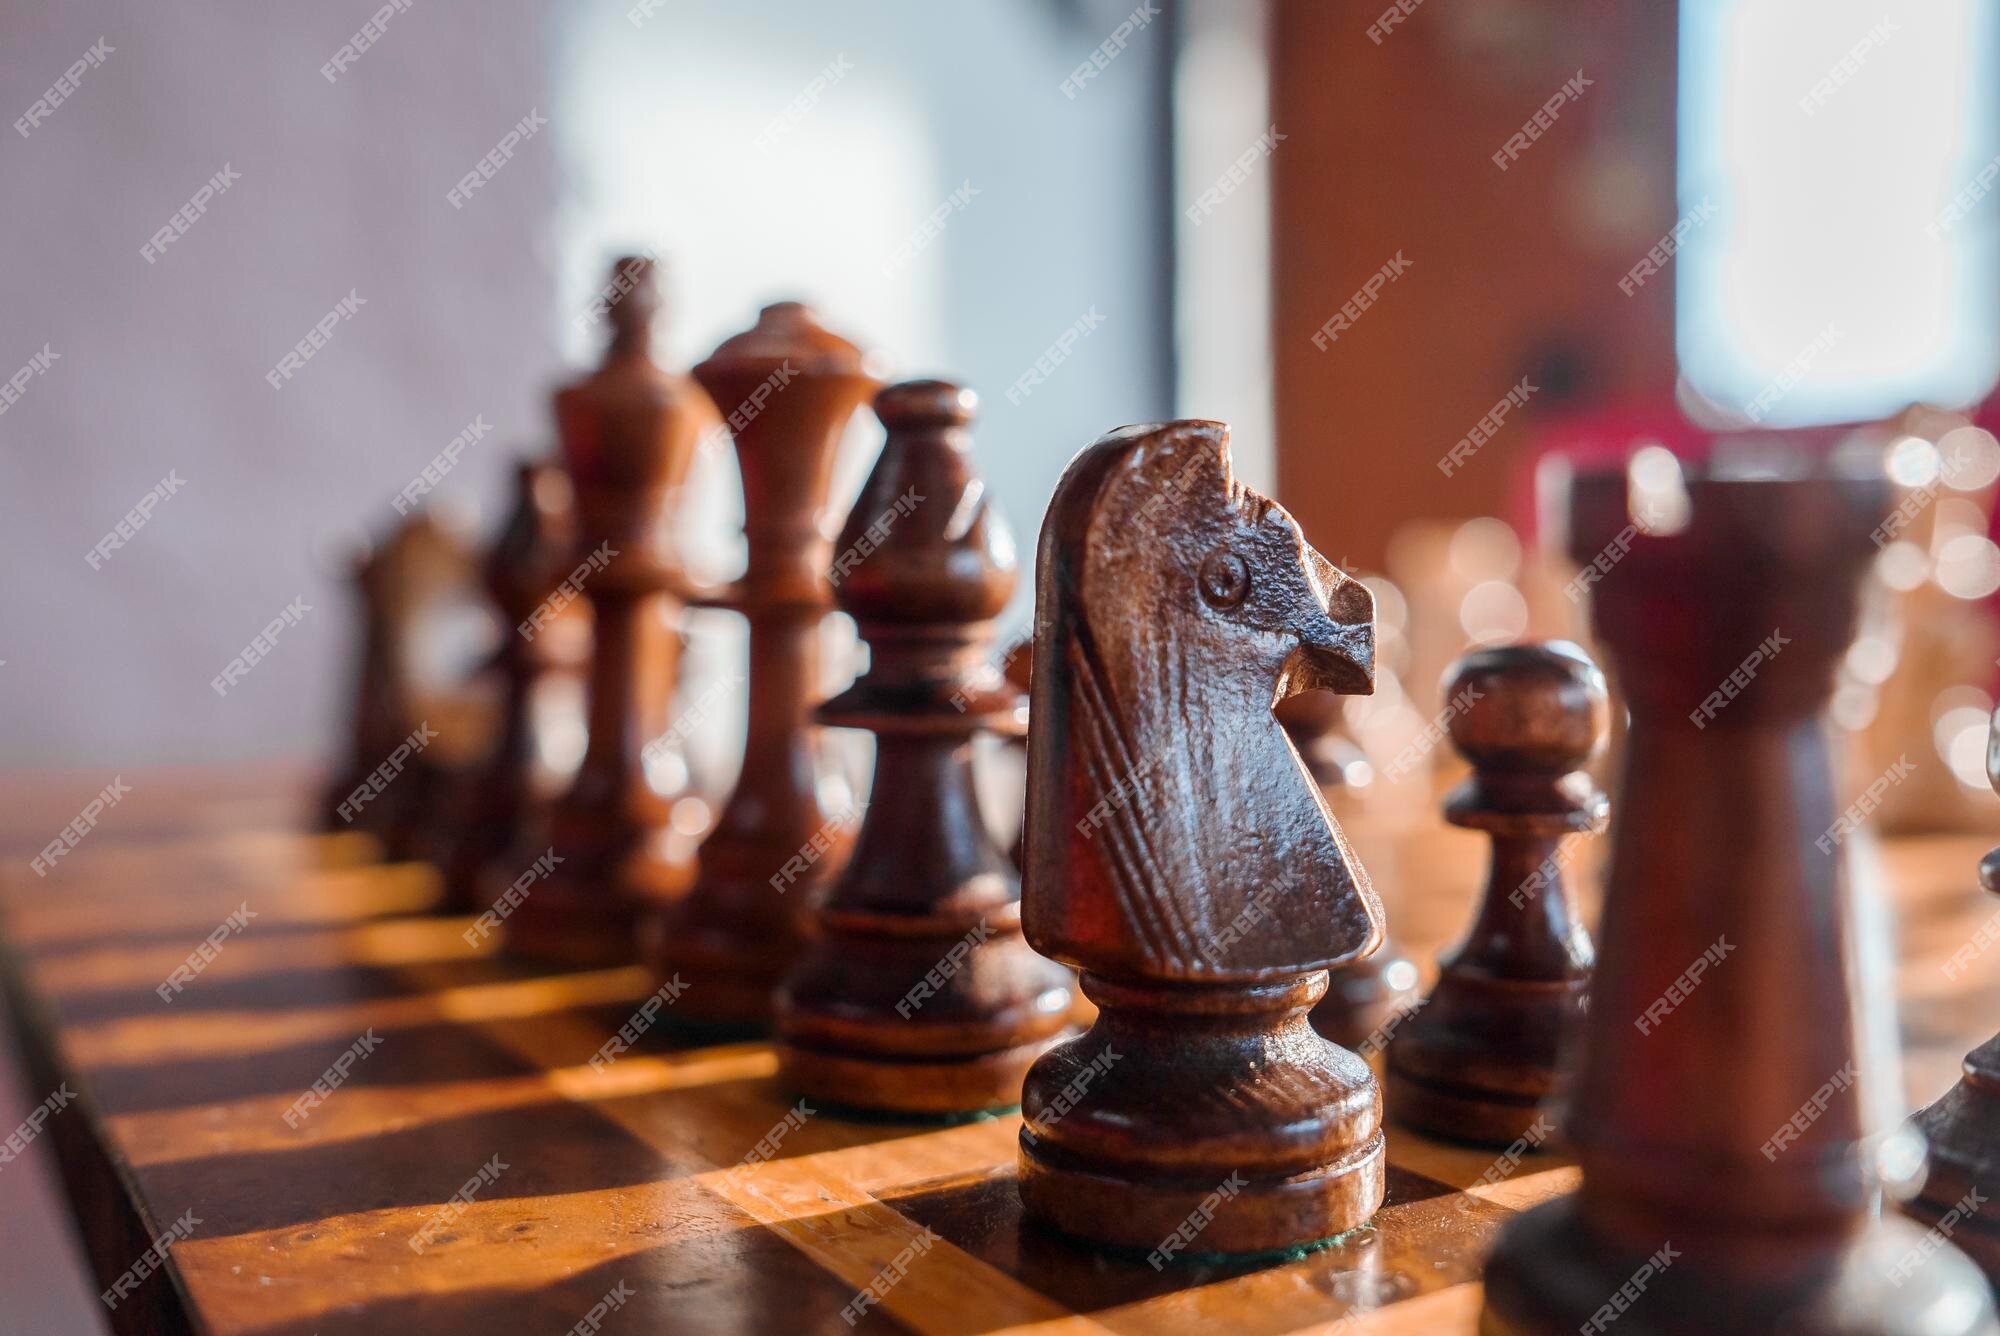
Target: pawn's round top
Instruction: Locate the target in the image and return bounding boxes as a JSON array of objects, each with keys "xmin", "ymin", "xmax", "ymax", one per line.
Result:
[
  {"xmin": 874, "ymin": 378, "xmax": 977, "ymax": 432},
  {"xmin": 699, "ymin": 301, "xmax": 877, "ymax": 378},
  {"xmin": 1445, "ymin": 640, "xmax": 1608, "ymax": 774},
  {"xmin": 1441, "ymin": 640, "xmax": 1609, "ymax": 834}
]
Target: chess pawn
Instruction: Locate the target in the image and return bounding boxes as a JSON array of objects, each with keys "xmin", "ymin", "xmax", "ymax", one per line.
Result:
[
  {"xmin": 1280, "ymin": 690, "xmax": 1420, "ymax": 1051},
  {"xmin": 1905, "ymin": 705, "xmax": 2000, "ymax": 1279},
  {"xmin": 1018, "ymin": 420, "xmax": 1386, "ymax": 1256},
  {"xmin": 439, "ymin": 459, "xmax": 583, "ymax": 912},
  {"xmin": 775, "ymin": 380, "xmax": 1076, "ymax": 1114},
  {"xmin": 502, "ymin": 258, "xmax": 707, "ymax": 964},
  {"xmin": 646, "ymin": 304, "xmax": 882, "ymax": 1030},
  {"xmin": 1482, "ymin": 464, "xmax": 1996, "ymax": 1335},
  {"xmin": 1383, "ymin": 642, "xmax": 1605, "ymax": 1146}
]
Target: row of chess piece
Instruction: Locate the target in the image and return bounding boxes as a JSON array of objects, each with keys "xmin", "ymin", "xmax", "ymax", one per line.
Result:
[{"xmin": 321, "ymin": 258, "xmax": 2000, "ymax": 1333}]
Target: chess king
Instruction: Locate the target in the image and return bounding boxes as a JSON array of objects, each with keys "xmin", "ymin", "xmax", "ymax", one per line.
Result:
[{"xmin": 1017, "ymin": 420, "xmax": 1387, "ymax": 1255}]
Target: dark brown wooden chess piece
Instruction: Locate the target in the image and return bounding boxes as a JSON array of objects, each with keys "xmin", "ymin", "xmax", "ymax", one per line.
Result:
[
  {"xmin": 501, "ymin": 258, "xmax": 707, "ymax": 964},
  {"xmin": 1003, "ymin": 638, "xmax": 1034, "ymax": 870},
  {"xmin": 645, "ymin": 303, "xmax": 882, "ymax": 1030},
  {"xmin": 1906, "ymin": 703, "xmax": 2000, "ymax": 1281},
  {"xmin": 1017, "ymin": 420, "xmax": 1386, "ymax": 1257},
  {"xmin": 439, "ymin": 459, "xmax": 585, "ymax": 913},
  {"xmin": 1281, "ymin": 689, "xmax": 1421, "ymax": 1051},
  {"xmin": 1482, "ymin": 463, "xmax": 1996, "ymax": 1335},
  {"xmin": 1382, "ymin": 641, "xmax": 1604, "ymax": 1146},
  {"xmin": 774, "ymin": 380, "xmax": 1075, "ymax": 1114},
  {"xmin": 321, "ymin": 512, "xmax": 475, "ymax": 862}
]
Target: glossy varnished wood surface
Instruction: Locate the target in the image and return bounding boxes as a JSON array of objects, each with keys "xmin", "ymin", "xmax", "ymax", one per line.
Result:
[{"xmin": 2, "ymin": 766, "xmax": 1995, "ymax": 1335}]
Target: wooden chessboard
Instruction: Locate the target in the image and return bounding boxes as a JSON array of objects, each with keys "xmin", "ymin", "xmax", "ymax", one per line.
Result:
[{"xmin": 2, "ymin": 766, "xmax": 1993, "ymax": 1336}]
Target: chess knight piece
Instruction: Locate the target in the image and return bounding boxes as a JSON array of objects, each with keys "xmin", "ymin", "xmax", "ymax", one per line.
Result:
[
  {"xmin": 1384, "ymin": 641, "xmax": 1605, "ymax": 1146},
  {"xmin": 646, "ymin": 304, "xmax": 882, "ymax": 1030},
  {"xmin": 1905, "ymin": 704, "xmax": 2000, "ymax": 1281},
  {"xmin": 1018, "ymin": 420, "xmax": 1387, "ymax": 1256},
  {"xmin": 1482, "ymin": 462, "xmax": 1996, "ymax": 1335},
  {"xmin": 775, "ymin": 380, "xmax": 1076, "ymax": 1115},
  {"xmin": 502, "ymin": 257, "xmax": 707, "ymax": 963}
]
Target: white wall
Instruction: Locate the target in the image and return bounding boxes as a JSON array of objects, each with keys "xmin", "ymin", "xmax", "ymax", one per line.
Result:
[
  {"xmin": 551, "ymin": 0, "xmax": 1174, "ymax": 636},
  {"xmin": 0, "ymin": 0, "xmax": 1169, "ymax": 771}
]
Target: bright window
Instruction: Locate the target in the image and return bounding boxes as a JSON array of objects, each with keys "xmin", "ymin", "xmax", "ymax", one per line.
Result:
[{"xmin": 1678, "ymin": 0, "xmax": 2000, "ymax": 425}]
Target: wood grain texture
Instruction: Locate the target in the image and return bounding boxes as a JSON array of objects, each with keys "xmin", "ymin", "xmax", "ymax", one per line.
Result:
[
  {"xmin": 1018, "ymin": 421, "xmax": 1386, "ymax": 1255},
  {"xmin": 2, "ymin": 766, "xmax": 1997, "ymax": 1334}
]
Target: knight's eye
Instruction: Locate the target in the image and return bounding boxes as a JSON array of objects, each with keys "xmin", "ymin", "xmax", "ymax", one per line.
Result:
[{"xmin": 1198, "ymin": 550, "xmax": 1250, "ymax": 609}]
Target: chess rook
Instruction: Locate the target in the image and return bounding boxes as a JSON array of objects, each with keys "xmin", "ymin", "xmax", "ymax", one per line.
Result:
[
  {"xmin": 1280, "ymin": 688, "xmax": 1420, "ymax": 1050},
  {"xmin": 775, "ymin": 380, "xmax": 1076, "ymax": 1114},
  {"xmin": 1017, "ymin": 420, "xmax": 1387, "ymax": 1256},
  {"xmin": 1905, "ymin": 704, "xmax": 2000, "ymax": 1280},
  {"xmin": 1384, "ymin": 641, "xmax": 1605, "ymax": 1146},
  {"xmin": 1482, "ymin": 462, "xmax": 1996, "ymax": 1335},
  {"xmin": 440, "ymin": 459, "xmax": 582, "ymax": 912},
  {"xmin": 502, "ymin": 257, "xmax": 707, "ymax": 964},
  {"xmin": 646, "ymin": 303, "xmax": 882, "ymax": 1030}
]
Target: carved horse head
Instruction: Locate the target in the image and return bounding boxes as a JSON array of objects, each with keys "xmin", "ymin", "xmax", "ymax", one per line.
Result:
[{"xmin": 1023, "ymin": 421, "xmax": 1381, "ymax": 981}]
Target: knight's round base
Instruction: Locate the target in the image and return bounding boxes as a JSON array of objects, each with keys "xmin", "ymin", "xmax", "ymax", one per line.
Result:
[
  {"xmin": 1018, "ymin": 1128, "xmax": 1385, "ymax": 1257},
  {"xmin": 1481, "ymin": 1196, "xmax": 1999, "ymax": 1336},
  {"xmin": 1384, "ymin": 1066, "xmax": 1552, "ymax": 1150},
  {"xmin": 778, "ymin": 1033, "xmax": 1068, "ymax": 1118}
]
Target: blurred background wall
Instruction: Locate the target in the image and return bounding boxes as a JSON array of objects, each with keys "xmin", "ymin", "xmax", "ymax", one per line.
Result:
[{"xmin": 0, "ymin": 0, "xmax": 1173, "ymax": 771}]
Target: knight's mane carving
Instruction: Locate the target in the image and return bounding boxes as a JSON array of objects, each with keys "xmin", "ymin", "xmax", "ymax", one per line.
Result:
[{"xmin": 1024, "ymin": 422, "xmax": 1382, "ymax": 981}]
